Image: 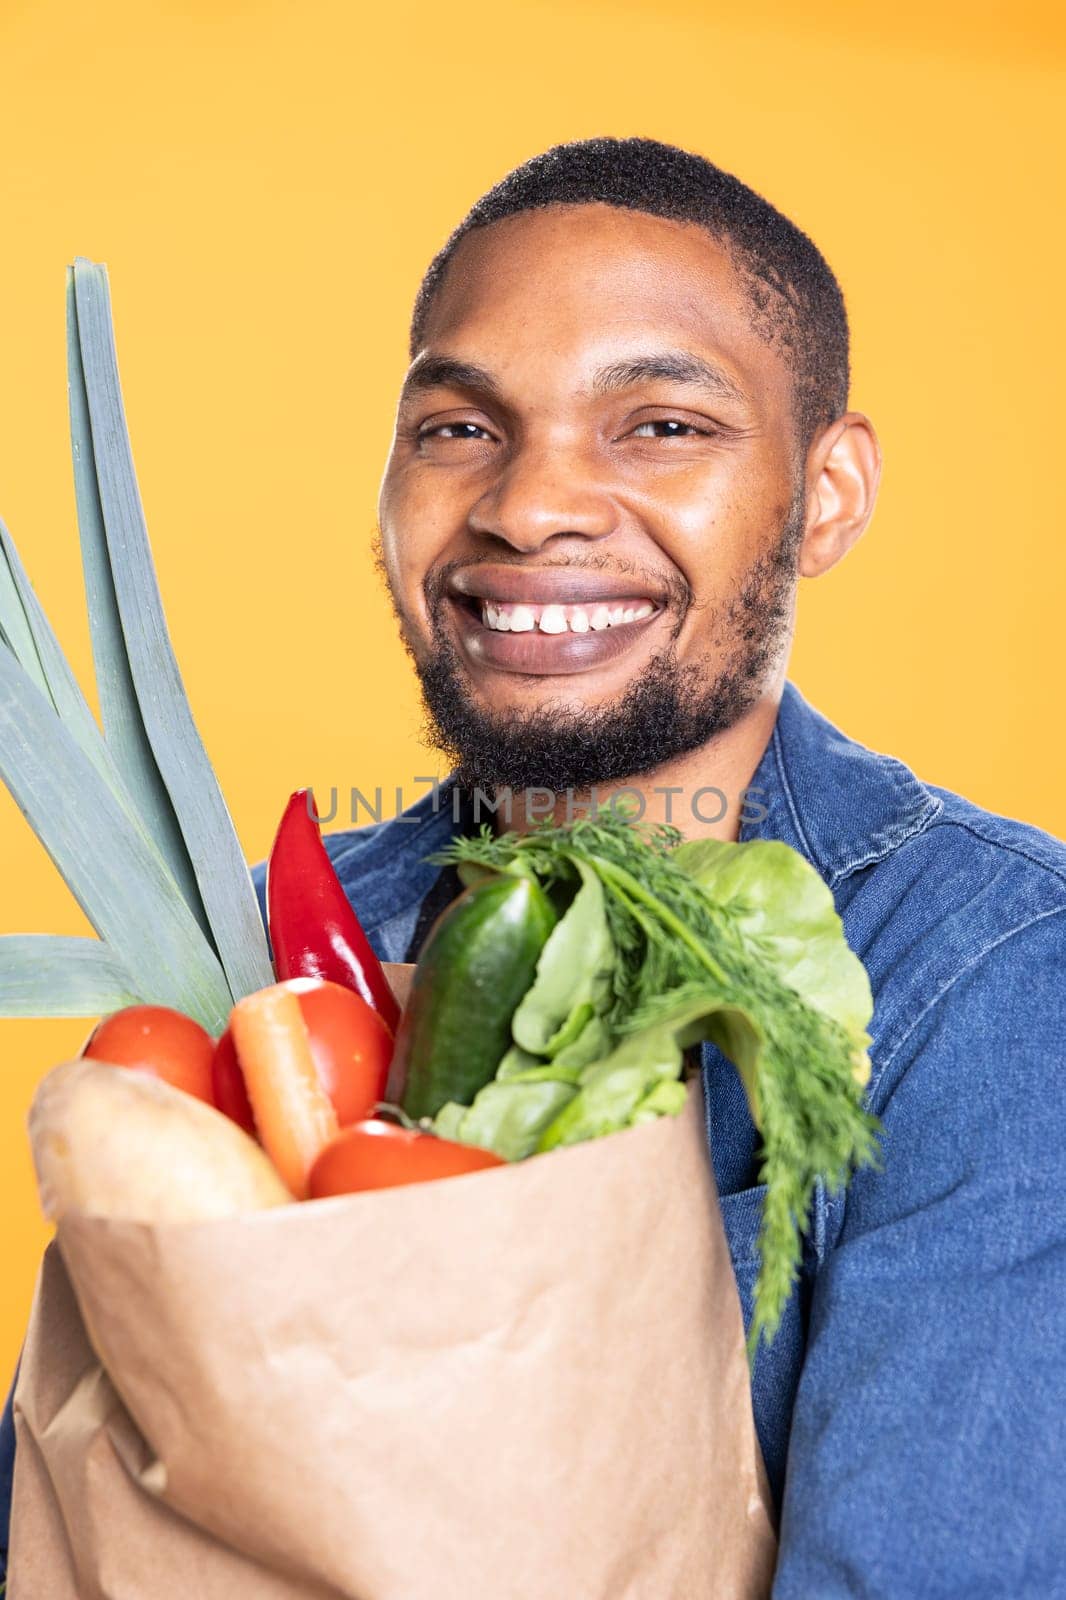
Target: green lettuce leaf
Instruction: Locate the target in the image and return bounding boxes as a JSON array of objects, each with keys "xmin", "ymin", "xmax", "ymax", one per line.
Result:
[
  {"xmin": 511, "ymin": 858, "xmax": 615, "ymax": 1056},
  {"xmin": 435, "ymin": 989, "xmax": 740, "ymax": 1161},
  {"xmin": 434, "ymin": 1079, "xmax": 578, "ymax": 1162},
  {"xmin": 672, "ymin": 836, "xmax": 873, "ymax": 1080}
]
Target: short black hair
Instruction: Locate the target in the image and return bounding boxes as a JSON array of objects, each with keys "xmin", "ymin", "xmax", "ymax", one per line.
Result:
[{"xmin": 410, "ymin": 136, "xmax": 850, "ymax": 452}]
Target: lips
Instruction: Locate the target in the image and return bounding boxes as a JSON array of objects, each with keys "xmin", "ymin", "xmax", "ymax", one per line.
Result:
[
  {"xmin": 448, "ymin": 564, "xmax": 670, "ymax": 609},
  {"xmin": 442, "ymin": 565, "xmax": 669, "ymax": 677}
]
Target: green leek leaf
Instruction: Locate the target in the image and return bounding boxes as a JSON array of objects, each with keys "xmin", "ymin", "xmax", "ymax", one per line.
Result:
[
  {"xmin": 69, "ymin": 259, "xmax": 272, "ymax": 1000},
  {"xmin": 66, "ymin": 269, "xmax": 212, "ymax": 944},
  {"xmin": 0, "ymin": 515, "xmax": 162, "ymax": 815},
  {"xmin": 0, "ymin": 935, "xmax": 138, "ymax": 1017},
  {"xmin": 0, "ymin": 512, "xmax": 243, "ymax": 963},
  {"xmin": 0, "ymin": 520, "xmax": 52, "ymax": 704},
  {"xmin": 0, "ymin": 647, "xmax": 232, "ymax": 1032}
]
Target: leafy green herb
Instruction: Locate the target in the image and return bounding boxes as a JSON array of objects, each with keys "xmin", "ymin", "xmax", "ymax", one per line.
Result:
[
  {"xmin": 431, "ymin": 812, "xmax": 880, "ymax": 1353},
  {"xmin": 672, "ymin": 836, "xmax": 873, "ymax": 1078}
]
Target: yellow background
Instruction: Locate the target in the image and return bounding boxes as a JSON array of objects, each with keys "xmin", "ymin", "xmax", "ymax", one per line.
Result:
[{"xmin": 0, "ymin": 0, "xmax": 1062, "ymax": 1374}]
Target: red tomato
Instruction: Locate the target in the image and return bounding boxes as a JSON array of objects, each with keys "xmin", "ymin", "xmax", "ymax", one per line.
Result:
[
  {"xmin": 211, "ymin": 1028, "xmax": 256, "ymax": 1133},
  {"xmin": 308, "ymin": 1120, "xmax": 505, "ymax": 1198},
  {"xmin": 212, "ymin": 977, "xmax": 393, "ymax": 1136},
  {"xmin": 84, "ymin": 1004, "xmax": 215, "ymax": 1104}
]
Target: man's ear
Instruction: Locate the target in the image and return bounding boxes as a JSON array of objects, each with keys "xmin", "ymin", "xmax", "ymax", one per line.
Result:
[{"xmin": 798, "ymin": 412, "xmax": 882, "ymax": 578}]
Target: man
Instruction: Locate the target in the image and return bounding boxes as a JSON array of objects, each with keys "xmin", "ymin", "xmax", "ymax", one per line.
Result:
[{"xmin": 3, "ymin": 136, "xmax": 1064, "ymax": 1594}]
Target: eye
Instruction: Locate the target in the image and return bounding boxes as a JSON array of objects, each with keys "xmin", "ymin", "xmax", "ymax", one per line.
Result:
[
  {"xmin": 629, "ymin": 419, "xmax": 710, "ymax": 439},
  {"xmin": 418, "ymin": 422, "xmax": 494, "ymax": 442}
]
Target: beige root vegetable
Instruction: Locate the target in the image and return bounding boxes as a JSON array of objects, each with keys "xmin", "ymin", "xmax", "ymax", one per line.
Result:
[{"xmin": 29, "ymin": 1058, "xmax": 293, "ymax": 1223}]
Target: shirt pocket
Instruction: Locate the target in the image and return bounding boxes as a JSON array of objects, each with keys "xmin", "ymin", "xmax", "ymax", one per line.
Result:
[
  {"xmin": 717, "ymin": 1182, "xmax": 768, "ymax": 1334},
  {"xmin": 717, "ymin": 1180, "xmax": 808, "ymax": 1511}
]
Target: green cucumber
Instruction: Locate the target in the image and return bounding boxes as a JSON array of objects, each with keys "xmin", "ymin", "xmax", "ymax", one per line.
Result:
[{"xmin": 395, "ymin": 872, "xmax": 558, "ymax": 1122}]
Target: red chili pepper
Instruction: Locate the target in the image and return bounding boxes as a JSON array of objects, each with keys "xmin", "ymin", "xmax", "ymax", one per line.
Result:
[{"xmin": 266, "ymin": 789, "xmax": 400, "ymax": 1032}]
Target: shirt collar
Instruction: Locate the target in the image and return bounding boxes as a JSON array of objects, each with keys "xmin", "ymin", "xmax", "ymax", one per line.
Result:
[
  {"xmin": 740, "ymin": 680, "xmax": 942, "ymax": 886},
  {"xmin": 346, "ymin": 678, "xmax": 943, "ymax": 941}
]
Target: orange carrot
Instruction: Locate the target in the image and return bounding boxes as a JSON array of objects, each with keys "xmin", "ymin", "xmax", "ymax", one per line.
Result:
[{"xmin": 229, "ymin": 984, "xmax": 338, "ymax": 1199}]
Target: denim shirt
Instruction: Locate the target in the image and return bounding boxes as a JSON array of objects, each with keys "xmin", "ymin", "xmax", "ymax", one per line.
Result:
[{"xmin": 3, "ymin": 680, "xmax": 1065, "ymax": 1596}]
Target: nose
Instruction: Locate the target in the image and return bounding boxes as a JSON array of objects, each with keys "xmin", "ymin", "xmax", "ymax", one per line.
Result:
[{"xmin": 467, "ymin": 440, "xmax": 618, "ymax": 553}]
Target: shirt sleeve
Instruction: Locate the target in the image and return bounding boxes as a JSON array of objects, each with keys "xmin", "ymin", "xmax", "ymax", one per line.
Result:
[
  {"xmin": 772, "ymin": 908, "xmax": 1066, "ymax": 1598},
  {"xmin": 250, "ymin": 856, "xmax": 268, "ymax": 937}
]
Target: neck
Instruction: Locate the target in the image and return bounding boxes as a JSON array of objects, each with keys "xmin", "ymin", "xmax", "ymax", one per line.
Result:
[{"xmin": 495, "ymin": 679, "xmax": 784, "ymax": 844}]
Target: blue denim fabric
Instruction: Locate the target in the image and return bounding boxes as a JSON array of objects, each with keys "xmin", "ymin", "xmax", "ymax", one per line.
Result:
[{"xmin": 3, "ymin": 680, "xmax": 1065, "ymax": 1595}]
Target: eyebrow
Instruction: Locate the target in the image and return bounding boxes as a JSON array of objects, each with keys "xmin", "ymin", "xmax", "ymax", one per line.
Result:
[
  {"xmin": 401, "ymin": 356, "xmax": 501, "ymax": 401},
  {"xmin": 590, "ymin": 351, "xmax": 747, "ymax": 407},
  {"xmin": 400, "ymin": 349, "xmax": 748, "ymax": 408}
]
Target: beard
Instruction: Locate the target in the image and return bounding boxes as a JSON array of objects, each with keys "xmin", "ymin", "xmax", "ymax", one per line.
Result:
[{"xmin": 378, "ymin": 493, "xmax": 804, "ymax": 796}]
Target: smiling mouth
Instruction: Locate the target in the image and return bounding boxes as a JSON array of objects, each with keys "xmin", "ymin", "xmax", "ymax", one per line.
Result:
[{"xmin": 447, "ymin": 591, "xmax": 667, "ymax": 676}]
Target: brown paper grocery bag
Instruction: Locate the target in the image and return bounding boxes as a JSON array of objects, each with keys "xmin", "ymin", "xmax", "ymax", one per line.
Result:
[{"xmin": 10, "ymin": 965, "xmax": 777, "ymax": 1600}]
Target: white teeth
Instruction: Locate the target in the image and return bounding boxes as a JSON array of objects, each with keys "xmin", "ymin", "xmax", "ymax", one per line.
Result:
[
  {"xmin": 538, "ymin": 604, "xmax": 567, "ymax": 634},
  {"xmin": 479, "ymin": 598, "xmax": 656, "ymax": 632}
]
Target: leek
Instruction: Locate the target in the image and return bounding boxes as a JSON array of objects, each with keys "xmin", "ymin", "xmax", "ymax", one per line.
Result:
[
  {"xmin": 0, "ymin": 258, "xmax": 276, "ymax": 1029},
  {"xmin": 0, "ymin": 937, "xmax": 137, "ymax": 1018}
]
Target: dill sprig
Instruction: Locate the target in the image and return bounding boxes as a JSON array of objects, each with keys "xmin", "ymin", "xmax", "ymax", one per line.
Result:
[{"xmin": 432, "ymin": 811, "xmax": 880, "ymax": 1353}]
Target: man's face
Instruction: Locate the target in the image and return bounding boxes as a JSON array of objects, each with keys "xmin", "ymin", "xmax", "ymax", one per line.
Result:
[{"xmin": 377, "ymin": 203, "xmax": 806, "ymax": 793}]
